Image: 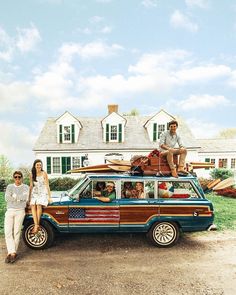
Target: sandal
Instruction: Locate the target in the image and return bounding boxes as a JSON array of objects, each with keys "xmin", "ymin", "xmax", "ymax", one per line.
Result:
[{"xmin": 32, "ymin": 225, "xmax": 40, "ymax": 233}]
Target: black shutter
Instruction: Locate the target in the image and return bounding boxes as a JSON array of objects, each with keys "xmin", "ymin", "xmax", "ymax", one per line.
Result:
[
  {"xmin": 71, "ymin": 124, "xmax": 75, "ymax": 143},
  {"xmin": 118, "ymin": 124, "xmax": 122, "ymax": 142},
  {"xmin": 153, "ymin": 123, "xmax": 157, "ymax": 141},
  {"xmin": 106, "ymin": 124, "xmax": 109, "ymax": 142},
  {"xmin": 59, "ymin": 125, "xmax": 63, "ymax": 143},
  {"xmin": 46, "ymin": 157, "xmax": 51, "ymax": 174}
]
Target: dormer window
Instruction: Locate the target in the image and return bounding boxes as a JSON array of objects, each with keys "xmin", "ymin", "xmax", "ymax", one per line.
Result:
[
  {"xmin": 110, "ymin": 125, "xmax": 118, "ymax": 141},
  {"xmin": 64, "ymin": 126, "xmax": 71, "ymax": 142},
  {"xmin": 153, "ymin": 123, "xmax": 167, "ymax": 141},
  {"xmin": 59, "ymin": 124, "xmax": 75, "ymax": 143},
  {"xmin": 105, "ymin": 123, "xmax": 122, "ymax": 142}
]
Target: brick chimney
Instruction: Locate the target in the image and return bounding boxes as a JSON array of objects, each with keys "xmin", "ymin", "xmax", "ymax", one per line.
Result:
[{"xmin": 108, "ymin": 104, "xmax": 118, "ymax": 114}]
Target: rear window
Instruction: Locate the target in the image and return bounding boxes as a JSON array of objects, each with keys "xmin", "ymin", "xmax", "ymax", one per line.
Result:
[{"xmin": 158, "ymin": 181, "xmax": 200, "ymax": 199}]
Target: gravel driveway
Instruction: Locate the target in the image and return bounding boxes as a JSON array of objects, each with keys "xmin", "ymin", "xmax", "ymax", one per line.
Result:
[{"xmin": 0, "ymin": 230, "xmax": 235, "ymax": 295}]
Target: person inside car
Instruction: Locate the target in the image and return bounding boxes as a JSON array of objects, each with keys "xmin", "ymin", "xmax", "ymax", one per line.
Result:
[
  {"xmin": 93, "ymin": 181, "xmax": 106, "ymax": 197},
  {"xmin": 94, "ymin": 182, "xmax": 116, "ymax": 202}
]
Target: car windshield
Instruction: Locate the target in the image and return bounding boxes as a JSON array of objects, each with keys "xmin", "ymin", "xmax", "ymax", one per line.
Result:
[{"xmin": 67, "ymin": 174, "xmax": 88, "ymax": 198}]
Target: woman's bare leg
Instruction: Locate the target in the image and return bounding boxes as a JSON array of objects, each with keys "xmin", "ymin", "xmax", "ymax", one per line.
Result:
[{"xmin": 31, "ymin": 205, "xmax": 39, "ymax": 233}]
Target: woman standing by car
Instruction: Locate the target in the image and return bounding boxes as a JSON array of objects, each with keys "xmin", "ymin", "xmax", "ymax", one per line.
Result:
[
  {"xmin": 4, "ymin": 171, "xmax": 29, "ymax": 263},
  {"xmin": 29, "ymin": 159, "xmax": 52, "ymax": 233}
]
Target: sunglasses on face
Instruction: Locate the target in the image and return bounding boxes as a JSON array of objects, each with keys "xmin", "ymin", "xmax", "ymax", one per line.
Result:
[{"xmin": 14, "ymin": 176, "xmax": 22, "ymax": 179}]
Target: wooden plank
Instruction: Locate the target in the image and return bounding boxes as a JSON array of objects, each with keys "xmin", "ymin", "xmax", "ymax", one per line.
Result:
[
  {"xmin": 213, "ymin": 177, "xmax": 235, "ymax": 190},
  {"xmin": 108, "ymin": 165, "xmax": 131, "ymax": 172},
  {"xmin": 107, "ymin": 159, "xmax": 131, "ymax": 166}
]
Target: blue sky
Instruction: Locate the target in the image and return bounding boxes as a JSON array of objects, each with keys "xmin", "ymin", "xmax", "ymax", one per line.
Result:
[{"xmin": 0, "ymin": 0, "xmax": 236, "ymax": 167}]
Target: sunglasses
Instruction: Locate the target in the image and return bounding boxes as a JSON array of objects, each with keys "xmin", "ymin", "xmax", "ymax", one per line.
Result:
[{"xmin": 14, "ymin": 176, "xmax": 22, "ymax": 179}]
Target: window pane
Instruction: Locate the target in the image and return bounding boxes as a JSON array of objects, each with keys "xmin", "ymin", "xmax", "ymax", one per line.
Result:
[
  {"xmin": 219, "ymin": 158, "xmax": 227, "ymax": 168},
  {"xmin": 110, "ymin": 125, "xmax": 117, "ymax": 140},
  {"xmin": 52, "ymin": 157, "xmax": 60, "ymax": 173},
  {"xmin": 145, "ymin": 181, "xmax": 155, "ymax": 198},
  {"xmin": 72, "ymin": 157, "xmax": 81, "ymax": 169},
  {"xmin": 158, "ymin": 181, "xmax": 199, "ymax": 199},
  {"xmin": 64, "ymin": 126, "xmax": 71, "ymax": 141},
  {"xmin": 121, "ymin": 181, "xmax": 144, "ymax": 199},
  {"xmin": 158, "ymin": 124, "xmax": 165, "ymax": 139},
  {"xmin": 231, "ymin": 158, "xmax": 236, "ymax": 169}
]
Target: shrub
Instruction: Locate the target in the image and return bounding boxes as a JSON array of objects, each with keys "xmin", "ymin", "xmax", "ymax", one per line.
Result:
[
  {"xmin": 210, "ymin": 168, "xmax": 233, "ymax": 180},
  {"xmin": 0, "ymin": 179, "xmax": 6, "ymax": 192},
  {"xmin": 49, "ymin": 177, "xmax": 78, "ymax": 191}
]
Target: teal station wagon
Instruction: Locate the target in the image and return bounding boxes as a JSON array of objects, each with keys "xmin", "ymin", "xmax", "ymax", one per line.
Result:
[{"xmin": 23, "ymin": 173, "xmax": 214, "ymax": 249}]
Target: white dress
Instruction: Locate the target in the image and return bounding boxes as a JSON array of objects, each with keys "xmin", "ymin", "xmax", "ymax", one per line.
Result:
[{"xmin": 30, "ymin": 174, "xmax": 49, "ymax": 206}]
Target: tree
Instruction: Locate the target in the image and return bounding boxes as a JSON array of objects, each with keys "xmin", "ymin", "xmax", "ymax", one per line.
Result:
[
  {"xmin": 217, "ymin": 128, "xmax": 236, "ymax": 139},
  {"xmin": 17, "ymin": 164, "xmax": 31, "ymax": 185},
  {"xmin": 0, "ymin": 155, "xmax": 13, "ymax": 180},
  {"xmin": 123, "ymin": 108, "xmax": 140, "ymax": 116}
]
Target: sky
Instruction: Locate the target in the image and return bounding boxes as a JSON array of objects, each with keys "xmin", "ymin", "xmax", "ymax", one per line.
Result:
[{"xmin": 0, "ymin": 0, "xmax": 236, "ymax": 168}]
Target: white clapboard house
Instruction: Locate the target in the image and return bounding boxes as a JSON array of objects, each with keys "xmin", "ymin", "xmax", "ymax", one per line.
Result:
[{"xmin": 33, "ymin": 105, "xmax": 200, "ymax": 177}]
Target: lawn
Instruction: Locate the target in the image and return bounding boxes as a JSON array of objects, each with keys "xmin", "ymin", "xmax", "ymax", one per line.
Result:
[
  {"xmin": 0, "ymin": 191, "xmax": 236, "ymax": 235},
  {"xmin": 206, "ymin": 192, "xmax": 236, "ymax": 230}
]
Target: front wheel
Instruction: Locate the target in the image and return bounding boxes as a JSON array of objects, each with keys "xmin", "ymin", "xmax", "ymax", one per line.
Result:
[
  {"xmin": 23, "ymin": 220, "xmax": 55, "ymax": 250},
  {"xmin": 147, "ymin": 222, "xmax": 179, "ymax": 247}
]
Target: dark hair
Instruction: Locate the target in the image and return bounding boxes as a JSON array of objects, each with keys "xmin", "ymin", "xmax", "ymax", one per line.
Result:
[
  {"xmin": 32, "ymin": 159, "xmax": 43, "ymax": 182},
  {"xmin": 96, "ymin": 181, "xmax": 106, "ymax": 191},
  {"xmin": 168, "ymin": 120, "xmax": 178, "ymax": 128},
  {"xmin": 13, "ymin": 171, "xmax": 23, "ymax": 178}
]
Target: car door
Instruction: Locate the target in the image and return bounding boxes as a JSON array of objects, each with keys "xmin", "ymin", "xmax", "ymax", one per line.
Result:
[
  {"xmin": 119, "ymin": 180, "xmax": 158, "ymax": 232},
  {"xmin": 68, "ymin": 179, "xmax": 120, "ymax": 232}
]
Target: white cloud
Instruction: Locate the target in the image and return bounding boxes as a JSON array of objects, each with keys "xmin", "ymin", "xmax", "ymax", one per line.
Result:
[
  {"xmin": 89, "ymin": 16, "xmax": 104, "ymax": 24},
  {"xmin": 185, "ymin": 118, "xmax": 218, "ymax": 138},
  {"xmin": 0, "ymin": 81, "xmax": 30, "ymax": 112},
  {"xmin": 0, "ymin": 121, "xmax": 36, "ymax": 167},
  {"xmin": 185, "ymin": 0, "xmax": 208, "ymax": 9},
  {"xmin": 100, "ymin": 26, "xmax": 112, "ymax": 34},
  {"xmin": 178, "ymin": 94, "xmax": 230, "ymax": 111},
  {"xmin": 58, "ymin": 41, "xmax": 124, "ymax": 62},
  {"xmin": 170, "ymin": 10, "xmax": 198, "ymax": 32},
  {"xmin": 175, "ymin": 65, "xmax": 231, "ymax": 82},
  {"xmin": 228, "ymin": 70, "xmax": 236, "ymax": 87},
  {"xmin": 141, "ymin": 0, "xmax": 158, "ymax": 8},
  {"xmin": 31, "ymin": 61, "xmax": 75, "ymax": 110},
  {"xmin": 129, "ymin": 50, "xmax": 190, "ymax": 74},
  {"xmin": 16, "ymin": 23, "xmax": 41, "ymax": 53}
]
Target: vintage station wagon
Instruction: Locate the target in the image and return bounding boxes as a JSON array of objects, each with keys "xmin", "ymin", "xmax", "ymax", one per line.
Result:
[{"xmin": 23, "ymin": 173, "xmax": 214, "ymax": 249}]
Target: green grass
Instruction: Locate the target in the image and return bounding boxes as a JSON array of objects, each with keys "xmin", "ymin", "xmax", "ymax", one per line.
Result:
[
  {"xmin": 206, "ymin": 192, "xmax": 236, "ymax": 230},
  {"xmin": 0, "ymin": 191, "xmax": 236, "ymax": 236}
]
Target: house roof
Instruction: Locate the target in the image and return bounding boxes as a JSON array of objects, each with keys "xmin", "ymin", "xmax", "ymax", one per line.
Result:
[
  {"xmin": 33, "ymin": 114, "xmax": 198, "ymax": 151},
  {"xmin": 198, "ymin": 138, "xmax": 236, "ymax": 153}
]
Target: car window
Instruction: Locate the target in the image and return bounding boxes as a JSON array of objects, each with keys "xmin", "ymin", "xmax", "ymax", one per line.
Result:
[
  {"xmin": 145, "ymin": 181, "xmax": 155, "ymax": 198},
  {"xmin": 158, "ymin": 181, "xmax": 200, "ymax": 199},
  {"xmin": 121, "ymin": 181, "xmax": 153, "ymax": 199},
  {"xmin": 80, "ymin": 181, "xmax": 93, "ymax": 199},
  {"xmin": 92, "ymin": 180, "xmax": 117, "ymax": 200}
]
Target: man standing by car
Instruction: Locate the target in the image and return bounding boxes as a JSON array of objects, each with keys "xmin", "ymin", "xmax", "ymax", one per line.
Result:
[
  {"xmin": 159, "ymin": 120, "xmax": 187, "ymax": 178},
  {"xmin": 4, "ymin": 171, "xmax": 29, "ymax": 263}
]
